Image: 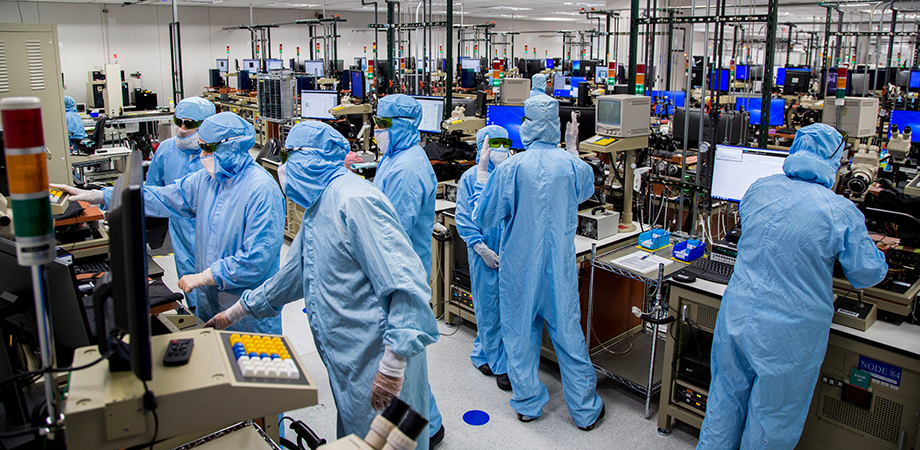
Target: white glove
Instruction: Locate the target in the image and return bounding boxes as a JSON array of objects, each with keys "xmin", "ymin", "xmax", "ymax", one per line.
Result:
[
  {"xmin": 177, "ymin": 268, "xmax": 216, "ymax": 293},
  {"xmin": 473, "ymin": 242, "xmax": 499, "ymax": 269},
  {"xmin": 565, "ymin": 111, "xmax": 580, "ymax": 156},
  {"xmin": 477, "ymin": 141, "xmax": 492, "ymax": 184},
  {"xmin": 49, "ymin": 183, "xmax": 104, "ymax": 205},
  {"xmin": 371, "ymin": 346, "xmax": 406, "ymax": 411},
  {"xmin": 203, "ymin": 300, "xmax": 248, "ymax": 330}
]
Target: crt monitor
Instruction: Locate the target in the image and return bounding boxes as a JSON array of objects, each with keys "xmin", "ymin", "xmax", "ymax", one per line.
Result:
[
  {"xmin": 301, "ymin": 90, "xmax": 338, "ymax": 120},
  {"xmin": 485, "ymin": 105, "xmax": 525, "ymax": 150},
  {"xmin": 595, "ymin": 94, "xmax": 651, "ymax": 138},
  {"xmin": 104, "ymin": 152, "xmax": 152, "ymax": 380},
  {"xmin": 350, "ymin": 70, "xmax": 366, "ymax": 101},
  {"xmin": 303, "ymin": 60, "xmax": 325, "ymax": 77},
  {"xmin": 735, "ymin": 96, "xmax": 785, "ymax": 126},
  {"xmin": 910, "ymin": 71, "xmax": 920, "ymax": 90},
  {"xmin": 711, "ymin": 145, "xmax": 788, "ymax": 203},
  {"xmin": 709, "ymin": 69, "xmax": 730, "ymax": 92},
  {"xmin": 266, "ymin": 59, "xmax": 283, "ymax": 71},
  {"xmin": 735, "ymin": 65, "xmax": 749, "ymax": 81},
  {"xmin": 217, "ymin": 59, "xmax": 229, "ymax": 73},
  {"xmin": 243, "ymin": 59, "xmax": 260, "ymax": 72},
  {"xmin": 412, "ymin": 96, "xmax": 444, "ymax": 134},
  {"xmin": 889, "ymin": 110, "xmax": 920, "ymax": 143},
  {"xmin": 783, "ymin": 70, "xmax": 811, "ymax": 95}
]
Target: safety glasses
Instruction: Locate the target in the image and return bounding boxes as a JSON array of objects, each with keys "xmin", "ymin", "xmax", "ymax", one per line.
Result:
[
  {"xmin": 373, "ymin": 116, "xmax": 414, "ymax": 129},
  {"xmin": 521, "ymin": 115, "xmax": 533, "ymax": 124},
  {"xmin": 279, "ymin": 147, "xmax": 308, "ymax": 164},
  {"xmin": 829, "ymin": 129, "xmax": 849, "ymax": 161},
  {"xmin": 174, "ymin": 117, "xmax": 202, "ymax": 129},
  {"xmin": 488, "ymin": 138, "xmax": 513, "ymax": 149},
  {"xmin": 199, "ymin": 136, "xmax": 242, "ymax": 154}
]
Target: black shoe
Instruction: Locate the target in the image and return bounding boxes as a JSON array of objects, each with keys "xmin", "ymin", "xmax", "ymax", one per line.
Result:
[
  {"xmin": 430, "ymin": 424, "xmax": 445, "ymax": 448},
  {"xmin": 578, "ymin": 405, "xmax": 606, "ymax": 431},
  {"xmin": 496, "ymin": 374, "xmax": 512, "ymax": 391},
  {"xmin": 477, "ymin": 364, "xmax": 494, "ymax": 376},
  {"xmin": 517, "ymin": 413, "xmax": 537, "ymax": 423}
]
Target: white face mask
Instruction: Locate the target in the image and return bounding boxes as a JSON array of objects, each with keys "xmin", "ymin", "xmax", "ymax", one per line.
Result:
[
  {"xmin": 375, "ymin": 129, "xmax": 390, "ymax": 154},
  {"xmin": 175, "ymin": 130, "xmax": 199, "ymax": 150},
  {"xmin": 277, "ymin": 162, "xmax": 288, "ymax": 196},
  {"xmin": 200, "ymin": 152, "xmax": 216, "ymax": 179}
]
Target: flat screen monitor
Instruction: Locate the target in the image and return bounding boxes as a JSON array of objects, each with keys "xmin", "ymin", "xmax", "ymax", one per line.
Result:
[
  {"xmin": 301, "ymin": 90, "xmax": 338, "ymax": 120},
  {"xmin": 217, "ymin": 59, "xmax": 229, "ymax": 73},
  {"xmin": 910, "ymin": 71, "xmax": 920, "ymax": 89},
  {"xmin": 709, "ymin": 69, "xmax": 730, "ymax": 92},
  {"xmin": 525, "ymin": 59, "xmax": 544, "ymax": 77},
  {"xmin": 350, "ymin": 71, "xmax": 366, "ymax": 101},
  {"xmin": 735, "ymin": 65, "xmax": 749, "ymax": 81},
  {"xmin": 851, "ymin": 73, "xmax": 870, "ymax": 96},
  {"xmin": 735, "ymin": 96, "xmax": 785, "ymax": 126},
  {"xmin": 243, "ymin": 59, "xmax": 260, "ymax": 72},
  {"xmin": 889, "ymin": 110, "xmax": 920, "ymax": 142},
  {"xmin": 826, "ymin": 69, "xmax": 839, "ymax": 94},
  {"xmin": 266, "ymin": 59, "xmax": 283, "ymax": 71},
  {"xmin": 546, "ymin": 58, "xmax": 555, "ymax": 69},
  {"xmin": 649, "ymin": 90, "xmax": 686, "ymax": 115},
  {"xmin": 572, "ymin": 60, "xmax": 582, "ymax": 76},
  {"xmin": 460, "ymin": 69, "xmax": 476, "ymax": 89},
  {"xmin": 897, "ymin": 70, "xmax": 911, "ymax": 87},
  {"xmin": 355, "ymin": 57, "xmax": 367, "ymax": 71},
  {"xmin": 711, "ymin": 145, "xmax": 788, "ymax": 203},
  {"xmin": 486, "ymin": 105, "xmax": 525, "ymax": 150},
  {"xmin": 559, "ymin": 106, "xmax": 596, "ymax": 145},
  {"xmin": 460, "ymin": 58, "xmax": 481, "ymax": 72},
  {"xmin": 595, "ymin": 66, "xmax": 609, "ymax": 84},
  {"xmin": 776, "ymin": 68, "xmax": 808, "ymax": 86},
  {"xmin": 783, "ymin": 70, "xmax": 811, "ymax": 95},
  {"xmin": 303, "ymin": 60, "xmax": 324, "ymax": 77},
  {"xmin": 412, "ymin": 96, "xmax": 444, "ymax": 134},
  {"xmin": 553, "ymin": 76, "xmax": 587, "ymax": 98}
]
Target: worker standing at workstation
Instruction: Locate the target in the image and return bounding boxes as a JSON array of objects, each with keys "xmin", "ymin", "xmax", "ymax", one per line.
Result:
[
  {"xmin": 64, "ymin": 95, "xmax": 87, "ymax": 148},
  {"xmin": 371, "ymin": 93, "xmax": 445, "ymax": 447},
  {"xmin": 204, "ymin": 121, "xmax": 439, "ymax": 449},
  {"xmin": 52, "ymin": 112, "xmax": 285, "ymax": 335},
  {"xmin": 473, "ymin": 93, "xmax": 605, "ymax": 430},
  {"xmin": 697, "ymin": 123, "xmax": 888, "ymax": 450},
  {"xmin": 144, "ymin": 97, "xmax": 216, "ymax": 312},
  {"xmin": 454, "ymin": 125, "xmax": 512, "ymax": 391},
  {"xmin": 530, "ymin": 73, "xmax": 548, "ymax": 98}
]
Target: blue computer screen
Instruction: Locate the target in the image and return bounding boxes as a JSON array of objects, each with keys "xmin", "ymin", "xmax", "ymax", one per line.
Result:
[
  {"xmin": 486, "ymin": 105, "xmax": 525, "ymax": 150},
  {"xmin": 889, "ymin": 110, "xmax": 920, "ymax": 143},
  {"xmin": 736, "ymin": 97, "xmax": 785, "ymax": 126},
  {"xmin": 775, "ymin": 68, "xmax": 809, "ymax": 86},
  {"xmin": 709, "ymin": 69, "xmax": 730, "ymax": 91},
  {"xmin": 735, "ymin": 65, "xmax": 749, "ymax": 81},
  {"xmin": 573, "ymin": 60, "xmax": 581, "ymax": 75},
  {"xmin": 350, "ymin": 71, "xmax": 365, "ymax": 101},
  {"xmin": 910, "ymin": 71, "xmax": 920, "ymax": 89},
  {"xmin": 649, "ymin": 90, "xmax": 686, "ymax": 115},
  {"xmin": 552, "ymin": 76, "xmax": 587, "ymax": 98},
  {"xmin": 546, "ymin": 58, "xmax": 554, "ymax": 69}
]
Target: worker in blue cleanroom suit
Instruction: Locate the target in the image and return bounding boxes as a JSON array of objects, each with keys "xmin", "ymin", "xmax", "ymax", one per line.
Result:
[
  {"xmin": 53, "ymin": 112, "xmax": 285, "ymax": 335},
  {"xmin": 473, "ymin": 94, "xmax": 605, "ymax": 430},
  {"xmin": 454, "ymin": 125, "xmax": 511, "ymax": 391},
  {"xmin": 144, "ymin": 97, "xmax": 216, "ymax": 311},
  {"xmin": 64, "ymin": 95, "xmax": 87, "ymax": 146},
  {"xmin": 203, "ymin": 122, "xmax": 439, "ymax": 449},
  {"xmin": 697, "ymin": 123, "xmax": 888, "ymax": 450},
  {"xmin": 372, "ymin": 94, "xmax": 444, "ymax": 447},
  {"xmin": 530, "ymin": 74, "xmax": 548, "ymax": 98}
]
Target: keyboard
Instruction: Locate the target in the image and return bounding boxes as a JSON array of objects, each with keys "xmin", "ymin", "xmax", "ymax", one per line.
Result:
[
  {"xmin": 227, "ymin": 333, "xmax": 304, "ymax": 381},
  {"xmin": 682, "ymin": 258, "xmax": 734, "ymax": 284},
  {"xmin": 75, "ymin": 260, "xmax": 110, "ymax": 275}
]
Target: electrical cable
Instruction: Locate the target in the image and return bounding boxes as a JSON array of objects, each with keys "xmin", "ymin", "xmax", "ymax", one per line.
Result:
[
  {"xmin": 0, "ymin": 348, "xmax": 115, "ymax": 389},
  {"xmin": 142, "ymin": 381, "xmax": 158, "ymax": 450}
]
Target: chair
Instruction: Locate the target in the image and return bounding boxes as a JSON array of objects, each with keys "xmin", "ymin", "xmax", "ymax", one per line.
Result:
[{"xmin": 256, "ymin": 138, "xmax": 283, "ymax": 164}]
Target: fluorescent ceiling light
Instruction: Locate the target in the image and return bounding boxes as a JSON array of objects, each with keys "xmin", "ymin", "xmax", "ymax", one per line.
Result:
[
  {"xmin": 554, "ymin": 11, "xmax": 580, "ymax": 15},
  {"xmin": 837, "ymin": 2, "xmax": 879, "ymax": 7},
  {"xmin": 490, "ymin": 6, "xmax": 531, "ymax": 11},
  {"xmin": 499, "ymin": 13, "xmax": 527, "ymax": 17},
  {"xmin": 563, "ymin": 1, "xmax": 604, "ymax": 6},
  {"xmin": 269, "ymin": 3, "xmax": 318, "ymax": 6},
  {"xmin": 536, "ymin": 17, "xmax": 578, "ymax": 21}
]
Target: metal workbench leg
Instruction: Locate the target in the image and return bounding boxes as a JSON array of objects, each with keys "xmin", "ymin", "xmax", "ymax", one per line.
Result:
[
  {"xmin": 586, "ymin": 243, "xmax": 597, "ymax": 346},
  {"xmin": 644, "ymin": 262, "xmax": 665, "ymax": 419}
]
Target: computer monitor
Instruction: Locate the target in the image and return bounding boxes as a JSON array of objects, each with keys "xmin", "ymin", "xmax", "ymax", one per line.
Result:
[
  {"xmin": 572, "ymin": 60, "xmax": 582, "ymax": 77},
  {"xmin": 735, "ymin": 96, "xmax": 785, "ymax": 126},
  {"xmin": 776, "ymin": 67, "xmax": 786, "ymax": 86},
  {"xmin": 559, "ymin": 106, "xmax": 596, "ymax": 145},
  {"xmin": 595, "ymin": 94, "xmax": 651, "ymax": 138},
  {"xmin": 412, "ymin": 96, "xmax": 444, "ymax": 134},
  {"xmin": 735, "ymin": 65, "xmax": 749, "ymax": 81},
  {"xmin": 553, "ymin": 76, "xmax": 587, "ymax": 98},
  {"xmin": 826, "ymin": 69, "xmax": 839, "ymax": 95},
  {"xmin": 350, "ymin": 70, "xmax": 366, "ymax": 101},
  {"xmin": 673, "ymin": 107, "xmax": 749, "ymax": 146},
  {"xmin": 546, "ymin": 58, "xmax": 555, "ymax": 69},
  {"xmin": 649, "ymin": 90, "xmax": 686, "ymax": 115},
  {"xmin": 460, "ymin": 57, "xmax": 481, "ymax": 73},
  {"xmin": 300, "ymin": 90, "xmax": 338, "ymax": 120},
  {"xmin": 851, "ymin": 73, "xmax": 870, "ymax": 96},
  {"xmin": 711, "ymin": 145, "xmax": 788, "ymax": 203},
  {"xmin": 243, "ymin": 59, "xmax": 260, "ymax": 72},
  {"xmin": 217, "ymin": 59, "xmax": 229, "ymax": 74},
  {"xmin": 910, "ymin": 71, "xmax": 920, "ymax": 90},
  {"xmin": 525, "ymin": 59, "xmax": 544, "ymax": 78},
  {"xmin": 709, "ymin": 69, "xmax": 730, "ymax": 92},
  {"xmin": 783, "ymin": 70, "xmax": 811, "ymax": 95},
  {"xmin": 691, "ymin": 67, "xmax": 703, "ymax": 88},
  {"xmin": 355, "ymin": 57, "xmax": 368, "ymax": 71},
  {"xmin": 579, "ymin": 60, "xmax": 597, "ymax": 79},
  {"xmin": 209, "ymin": 69, "xmax": 224, "ymax": 88},
  {"xmin": 265, "ymin": 59, "xmax": 283, "ymax": 71},
  {"xmin": 0, "ymin": 237, "xmax": 92, "ymax": 367},
  {"xmin": 303, "ymin": 60, "xmax": 325, "ymax": 77},
  {"xmin": 889, "ymin": 110, "xmax": 920, "ymax": 143},
  {"xmin": 485, "ymin": 105, "xmax": 525, "ymax": 150},
  {"xmin": 595, "ymin": 66, "xmax": 609, "ymax": 84},
  {"xmin": 896, "ymin": 70, "xmax": 911, "ymax": 87},
  {"xmin": 104, "ymin": 152, "xmax": 152, "ymax": 380},
  {"xmin": 750, "ymin": 65, "xmax": 765, "ymax": 80}
]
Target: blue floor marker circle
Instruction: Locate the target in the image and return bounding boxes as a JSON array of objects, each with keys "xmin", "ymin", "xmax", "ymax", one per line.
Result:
[{"xmin": 462, "ymin": 410, "xmax": 490, "ymax": 426}]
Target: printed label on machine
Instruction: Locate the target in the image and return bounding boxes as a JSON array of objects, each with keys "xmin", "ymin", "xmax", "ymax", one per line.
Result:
[{"xmin": 857, "ymin": 356, "xmax": 902, "ymax": 387}]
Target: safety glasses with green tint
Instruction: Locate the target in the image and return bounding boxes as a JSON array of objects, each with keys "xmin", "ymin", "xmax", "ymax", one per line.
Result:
[
  {"xmin": 198, "ymin": 137, "xmax": 238, "ymax": 154},
  {"xmin": 488, "ymin": 138, "xmax": 513, "ymax": 149},
  {"xmin": 521, "ymin": 115, "xmax": 533, "ymax": 124},
  {"xmin": 279, "ymin": 147, "xmax": 307, "ymax": 164},
  {"xmin": 373, "ymin": 116, "xmax": 414, "ymax": 129},
  {"xmin": 174, "ymin": 117, "xmax": 202, "ymax": 129}
]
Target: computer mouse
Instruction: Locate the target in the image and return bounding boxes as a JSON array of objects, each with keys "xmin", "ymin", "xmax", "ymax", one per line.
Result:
[{"xmin": 673, "ymin": 272, "xmax": 696, "ymax": 283}]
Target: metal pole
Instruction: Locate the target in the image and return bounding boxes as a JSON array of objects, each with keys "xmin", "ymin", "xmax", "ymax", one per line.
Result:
[
  {"xmin": 887, "ymin": 9, "xmax": 897, "ymax": 72},
  {"xmin": 387, "ymin": 1, "xmax": 396, "ymax": 94},
  {"xmin": 445, "ymin": 0, "xmax": 453, "ymax": 117},
  {"xmin": 32, "ymin": 265, "xmax": 60, "ymax": 435},
  {"xmin": 628, "ymin": 0, "xmax": 640, "ymax": 93},
  {"xmin": 586, "ymin": 244, "xmax": 597, "ymax": 350},
  {"xmin": 758, "ymin": 0, "xmax": 778, "ymax": 149},
  {"xmin": 644, "ymin": 263, "xmax": 665, "ymax": 419}
]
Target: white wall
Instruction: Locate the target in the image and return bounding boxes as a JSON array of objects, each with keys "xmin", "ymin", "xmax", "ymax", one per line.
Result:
[{"xmin": 0, "ymin": 2, "xmax": 595, "ymax": 106}]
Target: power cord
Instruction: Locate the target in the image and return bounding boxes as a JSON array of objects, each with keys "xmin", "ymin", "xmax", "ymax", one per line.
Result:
[
  {"xmin": 142, "ymin": 381, "xmax": 158, "ymax": 450},
  {"xmin": 0, "ymin": 348, "xmax": 115, "ymax": 389}
]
